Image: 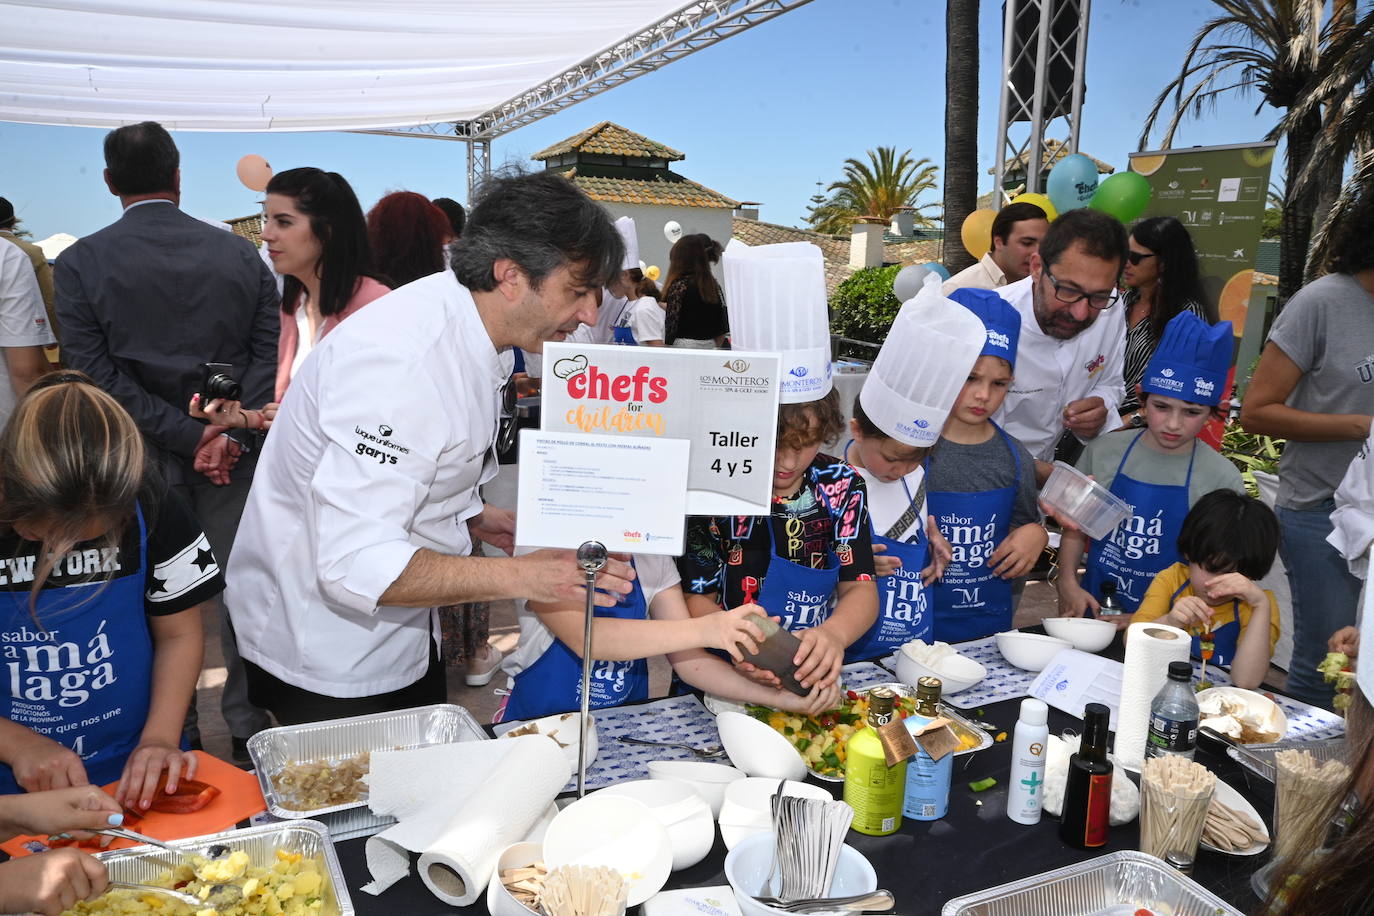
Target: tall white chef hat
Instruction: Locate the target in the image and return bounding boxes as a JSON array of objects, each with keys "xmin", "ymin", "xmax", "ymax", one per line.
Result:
[
  {"xmin": 614, "ymin": 216, "xmax": 639, "ymax": 271},
  {"xmin": 723, "ymin": 239, "xmax": 832, "ymax": 404},
  {"xmin": 858, "ymin": 274, "xmax": 986, "ymax": 447}
]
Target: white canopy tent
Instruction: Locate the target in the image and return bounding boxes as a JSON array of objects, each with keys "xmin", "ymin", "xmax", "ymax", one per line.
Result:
[{"xmin": 1, "ymin": 0, "xmax": 812, "ymax": 193}]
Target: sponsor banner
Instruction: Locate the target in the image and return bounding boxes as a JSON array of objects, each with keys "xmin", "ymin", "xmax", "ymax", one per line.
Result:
[{"xmin": 541, "ymin": 344, "xmax": 781, "ymax": 515}]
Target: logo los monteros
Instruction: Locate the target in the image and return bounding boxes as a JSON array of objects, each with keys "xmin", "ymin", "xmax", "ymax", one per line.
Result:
[{"xmin": 722, "ymin": 358, "xmax": 751, "ymax": 374}]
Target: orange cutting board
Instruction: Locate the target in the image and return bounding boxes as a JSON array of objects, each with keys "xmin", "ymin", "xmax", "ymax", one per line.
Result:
[{"xmin": 2, "ymin": 751, "xmax": 266, "ymax": 857}]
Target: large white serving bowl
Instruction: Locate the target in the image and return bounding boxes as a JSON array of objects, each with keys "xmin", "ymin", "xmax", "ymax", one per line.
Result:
[
  {"xmin": 724, "ymin": 832, "xmax": 876, "ymax": 916},
  {"xmin": 716, "ymin": 712, "xmax": 806, "ymax": 780},
  {"xmin": 486, "ymin": 842, "xmax": 542, "ymax": 916},
  {"xmin": 1042, "ymin": 616, "xmax": 1117, "ymax": 653},
  {"xmin": 495, "ymin": 710, "xmax": 598, "ymax": 769},
  {"xmin": 894, "ymin": 647, "xmax": 987, "ymax": 694},
  {"xmin": 543, "ymin": 794, "xmax": 673, "ymax": 906},
  {"xmin": 995, "ymin": 630, "xmax": 1073, "ymax": 671},
  {"xmin": 596, "ymin": 778, "xmax": 715, "ymax": 871},
  {"xmin": 646, "ymin": 760, "xmax": 746, "ymax": 817},
  {"xmin": 717, "ymin": 778, "xmax": 831, "ymax": 851}
]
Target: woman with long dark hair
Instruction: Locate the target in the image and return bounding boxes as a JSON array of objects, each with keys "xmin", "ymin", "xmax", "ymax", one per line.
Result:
[
  {"xmin": 1118, "ymin": 216, "xmax": 1217, "ymax": 420},
  {"xmin": 367, "ymin": 191, "xmax": 450, "ymax": 288},
  {"xmin": 663, "ymin": 233, "xmax": 727, "ymax": 348}
]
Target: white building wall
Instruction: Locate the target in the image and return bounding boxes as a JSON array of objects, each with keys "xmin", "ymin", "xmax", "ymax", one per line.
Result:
[{"xmin": 595, "ymin": 202, "xmax": 733, "ymax": 278}]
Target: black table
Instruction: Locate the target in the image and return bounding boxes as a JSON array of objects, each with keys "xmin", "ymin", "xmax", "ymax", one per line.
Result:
[{"xmin": 334, "ymin": 696, "xmax": 1274, "ymax": 914}]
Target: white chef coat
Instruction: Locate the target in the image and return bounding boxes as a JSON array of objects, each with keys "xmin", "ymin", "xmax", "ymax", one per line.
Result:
[
  {"xmin": 1331, "ymin": 430, "xmax": 1374, "ymax": 580},
  {"xmin": 567, "ymin": 288, "xmax": 630, "ymax": 345},
  {"xmin": 226, "ymin": 270, "xmax": 514, "ymax": 697},
  {"xmin": 852, "ymin": 462, "xmax": 929, "ymax": 542},
  {"xmin": 992, "ymin": 275, "xmax": 1126, "ymax": 462}
]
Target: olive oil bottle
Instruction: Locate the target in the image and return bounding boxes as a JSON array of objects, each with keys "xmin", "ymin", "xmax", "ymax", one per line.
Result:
[{"xmin": 843, "ymin": 687, "xmax": 907, "ymax": 836}]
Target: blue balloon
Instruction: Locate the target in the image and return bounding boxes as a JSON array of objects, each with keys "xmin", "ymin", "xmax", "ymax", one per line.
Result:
[
  {"xmin": 1047, "ymin": 153, "xmax": 1100, "ymax": 214},
  {"xmin": 924, "ymin": 262, "xmax": 951, "ymax": 281}
]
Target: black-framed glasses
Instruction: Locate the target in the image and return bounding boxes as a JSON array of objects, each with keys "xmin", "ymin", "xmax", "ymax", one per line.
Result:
[
  {"xmin": 1126, "ymin": 251, "xmax": 1157, "ymax": 266},
  {"xmin": 1043, "ymin": 268, "xmax": 1119, "ymax": 310}
]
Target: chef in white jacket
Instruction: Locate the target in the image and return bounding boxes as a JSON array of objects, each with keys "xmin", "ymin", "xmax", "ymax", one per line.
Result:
[
  {"xmin": 225, "ymin": 172, "xmax": 636, "ymax": 726},
  {"xmin": 992, "ymin": 209, "xmax": 1129, "ymax": 484}
]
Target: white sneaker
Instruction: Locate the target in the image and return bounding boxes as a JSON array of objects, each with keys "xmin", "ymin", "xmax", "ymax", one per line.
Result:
[{"xmin": 465, "ymin": 645, "xmax": 504, "ymax": 687}]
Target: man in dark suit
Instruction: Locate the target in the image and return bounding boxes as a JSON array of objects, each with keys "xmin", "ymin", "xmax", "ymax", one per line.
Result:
[{"xmin": 54, "ymin": 121, "xmax": 277, "ymax": 761}]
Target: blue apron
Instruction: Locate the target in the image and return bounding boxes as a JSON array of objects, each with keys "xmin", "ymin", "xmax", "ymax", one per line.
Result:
[
  {"xmin": 503, "ymin": 573, "xmax": 651, "ymax": 721},
  {"xmin": 754, "ymin": 494, "xmax": 842, "ymax": 633},
  {"xmin": 928, "ymin": 423, "xmax": 1021, "ymax": 642},
  {"xmin": 845, "ymin": 460, "xmax": 930, "ymax": 661},
  {"xmin": 1170, "ymin": 580, "xmax": 1242, "ymax": 668},
  {"xmin": 1084, "ymin": 432, "xmax": 1196, "ymax": 613},
  {"xmin": 611, "ymin": 298, "xmax": 637, "ymax": 346},
  {"xmin": 0, "ymin": 505, "xmax": 154, "ymax": 793}
]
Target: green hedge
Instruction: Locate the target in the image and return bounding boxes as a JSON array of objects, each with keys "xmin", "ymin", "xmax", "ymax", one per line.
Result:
[{"xmin": 829, "ymin": 265, "xmax": 900, "ymax": 346}]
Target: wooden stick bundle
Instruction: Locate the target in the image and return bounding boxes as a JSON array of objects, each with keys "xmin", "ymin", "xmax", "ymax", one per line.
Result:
[
  {"xmin": 1201, "ymin": 799, "xmax": 1268, "ymax": 852},
  {"xmin": 1140, "ymin": 756, "xmax": 1216, "ymax": 865},
  {"xmin": 1273, "ymin": 749, "xmax": 1351, "ymax": 863},
  {"xmin": 539, "ymin": 865, "xmax": 628, "ymax": 916}
]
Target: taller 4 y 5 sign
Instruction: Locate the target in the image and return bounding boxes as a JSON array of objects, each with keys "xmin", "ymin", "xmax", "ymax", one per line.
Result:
[{"xmin": 541, "ymin": 343, "xmax": 781, "ymax": 516}]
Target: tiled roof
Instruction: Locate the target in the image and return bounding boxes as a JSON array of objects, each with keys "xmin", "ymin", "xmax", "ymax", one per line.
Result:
[
  {"xmin": 532, "ymin": 121, "xmax": 685, "ymax": 161},
  {"xmin": 991, "ymin": 139, "xmax": 1115, "ymax": 176},
  {"xmin": 226, "ymin": 213, "xmax": 263, "ymax": 246},
  {"xmin": 566, "ymin": 168, "xmax": 737, "ymax": 209},
  {"xmin": 731, "ymin": 217, "xmax": 944, "ymax": 296}
]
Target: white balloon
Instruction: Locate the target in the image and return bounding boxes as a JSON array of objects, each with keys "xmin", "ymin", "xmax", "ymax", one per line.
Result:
[
  {"xmin": 664, "ymin": 220, "xmax": 683, "ymax": 243},
  {"xmin": 892, "ymin": 263, "xmax": 933, "ymax": 303}
]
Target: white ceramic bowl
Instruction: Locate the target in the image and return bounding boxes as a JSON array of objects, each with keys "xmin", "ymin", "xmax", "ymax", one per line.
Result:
[
  {"xmin": 717, "ymin": 778, "xmax": 832, "ymax": 850},
  {"xmin": 486, "ymin": 842, "xmax": 542, "ymax": 916},
  {"xmin": 894, "ymin": 649, "xmax": 987, "ymax": 694},
  {"xmin": 647, "ymin": 760, "xmax": 746, "ymax": 817},
  {"xmin": 543, "ymin": 794, "xmax": 672, "ymax": 906},
  {"xmin": 995, "ymin": 630, "xmax": 1073, "ymax": 671},
  {"xmin": 496, "ymin": 710, "xmax": 598, "ymax": 769},
  {"xmin": 1043, "ymin": 616, "xmax": 1117, "ymax": 653},
  {"xmin": 1197, "ymin": 686, "xmax": 1289, "ymax": 743},
  {"xmin": 596, "ymin": 778, "xmax": 715, "ymax": 871},
  {"xmin": 724, "ymin": 831, "xmax": 876, "ymax": 916},
  {"xmin": 716, "ymin": 712, "xmax": 806, "ymax": 780}
]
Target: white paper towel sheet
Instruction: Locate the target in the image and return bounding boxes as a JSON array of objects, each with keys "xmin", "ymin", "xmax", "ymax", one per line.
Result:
[
  {"xmin": 1115, "ymin": 621, "xmax": 1191, "ymax": 770},
  {"xmin": 361, "ymin": 735, "xmax": 570, "ymax": 904}
]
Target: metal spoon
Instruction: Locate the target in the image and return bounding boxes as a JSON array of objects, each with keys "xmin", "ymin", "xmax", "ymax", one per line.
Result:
[
  {"xmin": 107, "ymin": 880, "xmax": 244, "ymax": 907},
  {"xmin": 617, "ymin": 736, "xmax": 726, "ymax": 758},
  {"xmin": 751, "ymin": 890, "xmax": 896, "ymax": 913}
]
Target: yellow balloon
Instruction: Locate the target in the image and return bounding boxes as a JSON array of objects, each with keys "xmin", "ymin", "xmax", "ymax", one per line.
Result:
[
  {"xmin": 961, "ymin": 209, "xmax": 997, "ymax": 260},
  {"xmin": 1010, "ymin": 192, "xmax": 1058, "ymax": 222},
  {"xmin": 645, "ymin": 265, "xmax": 661, "ymax": 282}
]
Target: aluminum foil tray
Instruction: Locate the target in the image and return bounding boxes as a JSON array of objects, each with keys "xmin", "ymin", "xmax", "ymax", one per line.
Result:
[
  {"xmin": 97, "ymin": 819, "xmax": 352, "ymax": 915},
  {"xmin": 249, "ymin": 703, "xmax": 487, "ymax": 821},
  {"xmin": 1227, "ymin": 736, "xmax": 1348, "ymax": 784},
  {"xmin": 941, "ymin": 850, "xmax": 1243, "ymax": 915}
]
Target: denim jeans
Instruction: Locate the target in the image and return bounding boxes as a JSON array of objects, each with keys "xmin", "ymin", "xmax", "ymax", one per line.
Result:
[{"xmin": 1277, "ymin": 500, "xmax": 1362, "ymax": 710}]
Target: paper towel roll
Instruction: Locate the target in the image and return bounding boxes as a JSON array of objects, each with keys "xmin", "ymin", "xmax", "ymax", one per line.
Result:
[
  {"xmin": 1115, "ymin": 621, "xmax": 1192, "ymax": 770},
  {"xmin": 362, "ymin": 735, "xmax": 571, "ymax": 905}
]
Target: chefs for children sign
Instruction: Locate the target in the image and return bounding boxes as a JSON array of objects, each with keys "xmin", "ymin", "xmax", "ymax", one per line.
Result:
[{"xmin": 542, "ymin": 343, "xmax": 780, "ymax": 516}]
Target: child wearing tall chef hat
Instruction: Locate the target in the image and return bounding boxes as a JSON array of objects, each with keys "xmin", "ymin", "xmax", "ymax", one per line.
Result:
[
  {"xmin": 678, "ymin": 241, "xmax": 878, "ymax": 694},
  {"xmin": 841, "ymin": 277, "xmax": 987, "ymax": 661},
  {"xmin": 1056, "ymin": 311, "xmax": 1245, "ymax": 621},
  {"xmin": 925, "ymin": 288, "xmax": 1047, "ymax": 642}
]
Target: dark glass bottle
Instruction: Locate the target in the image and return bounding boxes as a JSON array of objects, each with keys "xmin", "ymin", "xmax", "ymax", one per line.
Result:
[
  {"xmin": 1098, "ymin": 581, "xmax": 1124, "ymax": 617},
  {"xmin": 1059, "ymin": 702, "xmax": 1113, "ymax": 849}
]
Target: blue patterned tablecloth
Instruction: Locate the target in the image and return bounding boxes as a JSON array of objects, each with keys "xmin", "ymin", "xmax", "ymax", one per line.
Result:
[
  {"xmin": 840, "ymin": 660, "xmax": 899, "ymax": 692},
  {"xmin": 1186, "ymin": 660, "xmax": 1345, "ymax": 742}
]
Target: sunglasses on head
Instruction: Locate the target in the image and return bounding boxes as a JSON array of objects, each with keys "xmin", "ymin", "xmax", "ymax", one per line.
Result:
[{"xmin": 1126, "ymin": 251, "xmax": 1157, "ymax": 266}]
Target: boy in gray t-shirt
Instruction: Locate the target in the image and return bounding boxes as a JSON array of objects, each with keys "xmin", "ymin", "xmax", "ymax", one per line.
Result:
[{"xmin": 1266, "ymin": 271, "xmax": 1374, "ymax": 510}]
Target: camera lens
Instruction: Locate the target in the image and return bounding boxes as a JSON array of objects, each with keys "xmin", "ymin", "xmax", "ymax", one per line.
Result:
[{"xmin": 205, "ymin": 373, "xmax": 242, "ymax": 401}]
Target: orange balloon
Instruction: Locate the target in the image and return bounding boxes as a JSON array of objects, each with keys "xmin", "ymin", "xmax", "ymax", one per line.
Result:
[
  {"xmin": 236, "ymin": 154, "xmax": 272, "ymax": 192},
  {"xmin": 961, "ymin": 209, "xmax": 997, "ymax": 260}
]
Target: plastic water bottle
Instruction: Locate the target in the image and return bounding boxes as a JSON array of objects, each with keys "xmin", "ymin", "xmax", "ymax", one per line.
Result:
[
  {"xmin": 1006, "ymin": 698, "xmax": 1049, "ymax": 825},
  {"xmin": 1146, "ymin": 660, "xmax": 1200, "ymax": 760}
]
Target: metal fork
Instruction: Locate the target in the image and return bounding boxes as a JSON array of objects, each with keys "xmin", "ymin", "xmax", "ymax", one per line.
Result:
[
  {"xmin": 750, "ymin": 890, "xmax": 896, "ymax": 913},
  {"xmin": 616, "ymin": 736, "xmax": 726, "ymax": 758}
]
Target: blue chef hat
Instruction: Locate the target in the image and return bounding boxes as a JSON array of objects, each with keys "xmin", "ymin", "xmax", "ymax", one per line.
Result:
[
  {"xmin": 947, "ymin": 288, "xmax": 1021, "ymax": 371},
  {"xmin": 1139, "ymin": 311, "xmax": 1233, "ymax": 406}
]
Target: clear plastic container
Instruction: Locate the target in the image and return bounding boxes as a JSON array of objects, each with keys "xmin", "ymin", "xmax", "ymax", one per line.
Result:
[{"xmin": 1039, "ymin": 461, "xmax": 1131, "ymax": 539}]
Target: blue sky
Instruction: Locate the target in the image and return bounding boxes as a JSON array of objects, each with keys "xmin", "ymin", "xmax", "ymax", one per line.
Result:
[{"xmin": 1, "ymin": 0, "xmax": 1280, "ymax": 242}]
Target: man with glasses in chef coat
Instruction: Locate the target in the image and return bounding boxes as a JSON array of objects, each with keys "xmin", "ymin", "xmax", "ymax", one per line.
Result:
[
  {"xmin": 992, "ymin": 208, "xmax": 1130, "ymax": 485},
  {"xmin": 225, "ymin": 171, "xmax": 637, "ymax": 725}
]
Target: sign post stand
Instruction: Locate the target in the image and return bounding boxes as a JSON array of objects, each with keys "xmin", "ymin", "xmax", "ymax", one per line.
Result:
[{"xmin": 575, "ymin": 541, "xmax": 607, "ymax": 798}]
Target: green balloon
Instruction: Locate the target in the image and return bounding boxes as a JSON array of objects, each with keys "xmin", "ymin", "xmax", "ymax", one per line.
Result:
[{"xmin": 1089, "ymin": 172, "xmax": 1152, "ymax": 222}]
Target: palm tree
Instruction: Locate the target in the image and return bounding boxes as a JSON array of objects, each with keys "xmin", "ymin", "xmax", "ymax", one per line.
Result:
[
  {"xmin": 943, "ymin": 0, "xmax": 980, "ymax": 275},
  {"xmin": 806, "ymin": 148, "xmax": 941, "ymax": 235},
  {"xmin": 1138, "ymin": 0, "xmax": 1333, "ymax": 305}
]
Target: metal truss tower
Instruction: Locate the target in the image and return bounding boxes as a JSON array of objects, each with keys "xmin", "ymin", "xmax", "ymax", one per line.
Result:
[
  {"xmin": 357, "ymin": 0, "xmax": 814, "ymax": 201},
  {"xmin": 992, "ymin": 0, "xmax": 1091, "ymax": 197}
]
